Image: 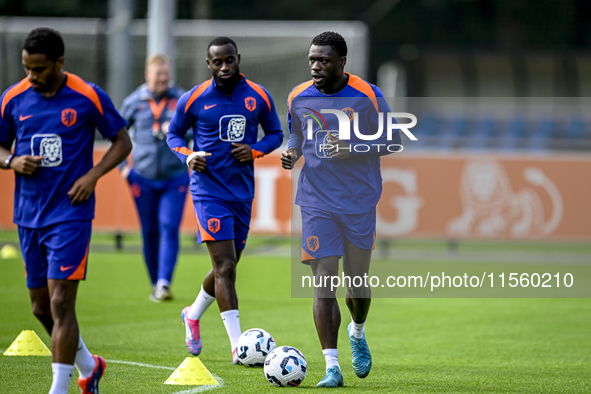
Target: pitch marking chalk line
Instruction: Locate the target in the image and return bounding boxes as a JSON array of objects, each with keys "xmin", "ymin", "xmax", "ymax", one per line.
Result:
[
  {"xmin": 106, "ymin": 359, "xmax": 223, "ymax": 393},
  {"xmin": 106, "ymin": 359, "xmax": 175, "ymax": 370},
  {"xmin": 0, "ymin": 355, "xmax": 222, "ymax": 393}
]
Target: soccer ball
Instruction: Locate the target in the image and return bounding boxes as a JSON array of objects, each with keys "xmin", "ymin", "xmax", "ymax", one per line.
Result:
[
  {"xmin": 235, "ymin": 328, "xmax": 276, "ymax": 367},
  {"xmin": 264, "ymin": 346, "xmax": 307, "ymax": 387}
]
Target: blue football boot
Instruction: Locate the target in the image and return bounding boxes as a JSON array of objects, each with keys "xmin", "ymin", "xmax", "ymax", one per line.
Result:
[
  {"xmin": 316, "ymin": 366, "xmax": 344, "ymax": 387},
  {"xmin": 348, "ymin": 322, "xmax": 372, "ymax": 378}
]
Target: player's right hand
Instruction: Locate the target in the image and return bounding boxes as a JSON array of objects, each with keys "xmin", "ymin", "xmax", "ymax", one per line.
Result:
[
  {"xmin": 281, "ymin": 148, "xmax": 298, "ymax": 170},
  {"xmin": 9, "ymin": 155, "xmax": 42, "ymax": 175},
  {"xmin": 188, "ymin": 152, "xmax": 212, "ymax": 172}
]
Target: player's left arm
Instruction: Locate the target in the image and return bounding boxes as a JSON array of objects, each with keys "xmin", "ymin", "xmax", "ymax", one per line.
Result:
[
  {"xmin": 68, "ymin": 87, "xmax": 132, "ymax": 205},
  {"xmin": 231, "ymin": 88, "xmax": 283, "ymax": 163}
]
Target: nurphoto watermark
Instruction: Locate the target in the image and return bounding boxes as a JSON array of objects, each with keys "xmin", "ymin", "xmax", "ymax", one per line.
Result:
[{"xmin": 304, "ymin": 109, "xmax": 417, "ymax": 154}]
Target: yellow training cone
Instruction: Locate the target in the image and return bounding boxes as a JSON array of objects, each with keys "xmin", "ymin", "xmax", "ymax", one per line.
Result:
[
  {"xmin": 0, "ymin": 244, "xmax": 19, "ymax": 259},
  {"xmin": 164, "ymin": 357, "xmax": 218, "ymax": 386},
  {"xmin": 3, "ymin": 330, "xmax": 51, "ymax": 356}
]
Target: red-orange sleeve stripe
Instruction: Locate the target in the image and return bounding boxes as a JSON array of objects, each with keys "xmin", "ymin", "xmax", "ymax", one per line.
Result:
[
  {"xmin": 288, "ymin": 80, "xmax": 314, "ymax": 115},
  {"xmin": 1, "ymin": 78, "xmax": 31, "ymax": 118},
  {"xmin": 173, "ymin": 147, "xmax": 195, "ymax": 157},
  {"xmin": 347, "ymin": 73, "xmax": 379, "ymax": 113},
  {"xmin": 252, "ymin": 149, "xmax": 264, "ymax": 160},
  {"xmin": 185, "ymin": 79, "xmax": 212, "ymax": 113},
  {"xmin": 245, "ymin": 79, "xmax": 271, "ymax": 111},
  {"xmin": 65, "ymin": 72, "xmax": 104, "ymax": 115}
]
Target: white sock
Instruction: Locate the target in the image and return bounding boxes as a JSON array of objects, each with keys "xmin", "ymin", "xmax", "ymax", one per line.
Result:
[
  {"xmin": 220, "ymin": 309, "xmax": 241, "ymax": 350},
  {"xmin": 188, "ymin": 285, "xmax": 216, "ymax": 321},
  {"xmin": 350, "ymin": 318, "xmax": 365, "ymax": 339},
  {"xmin": 156, "ymin": 279, "xmax": 170, "ymax": 289},
  {"xmin": 74, "ymin": 336, "xmax": 95, "ymax": 379},
  {"xmin": 322, "ymin": 349, "xmax": 340, "ymax": 372},
  {"xmin": 49, "ymin": 363, "xmax": 74, "ymax": 394}
]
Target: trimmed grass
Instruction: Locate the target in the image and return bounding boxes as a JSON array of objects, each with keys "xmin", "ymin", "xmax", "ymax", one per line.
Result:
[{"xmin": 0, "ymin": 236, "xmax": 589, "ymax": 393}]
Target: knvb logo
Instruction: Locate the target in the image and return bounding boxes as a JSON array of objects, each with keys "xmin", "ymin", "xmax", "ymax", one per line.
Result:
[
  {"xmin": 208, "ymin": 218, "xmax": 220, "ymax": 233},
  {"xmin": 304, "ymin": 108, "xmax": 417, "ymax": 147},
  {"xmin": 244, "ymin": 97, "xmax": 256, "ymax": 112},
  {"xmin": 307, "ymin": 236, "xmax": 319, "ymax": 252},
  {"xmin": 61, "ymin": 108, "xmax": 77, "ymax": 127}
]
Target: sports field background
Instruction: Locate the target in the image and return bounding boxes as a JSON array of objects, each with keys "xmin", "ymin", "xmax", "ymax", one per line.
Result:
[{"xmin": 1, "ymin": 232, "xmax": 590, "ymax": 393}]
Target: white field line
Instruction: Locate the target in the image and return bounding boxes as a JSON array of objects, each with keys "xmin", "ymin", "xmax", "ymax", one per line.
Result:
[
  {"xmin": 105, "ymin": 359, "xmax": 223, "ymax": 393},
  {"xmin": 170, "ymin": 382, "xmax": 223, "ymax": 394},
  {"xmin": 106, "ymin": 359, "xmax": 175, "ymax": 370},
  {"xmin": 0, "ymin": 354, "xmax": 222, "ymax": 393}
]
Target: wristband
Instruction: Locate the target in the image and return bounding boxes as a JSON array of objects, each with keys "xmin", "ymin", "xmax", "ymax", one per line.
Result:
[
  {"xmin": 4, "ymin": 153, "xmax": 14, "ymax": 169},
  {"xmin": 186, "ymin": 151, "xmax": 208, "ymax": 167}
]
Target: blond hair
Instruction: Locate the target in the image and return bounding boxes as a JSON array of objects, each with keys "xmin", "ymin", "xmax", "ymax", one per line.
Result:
[{"xmin": 145, "ymin": 54, "xmax": 170, "ymax": 69}]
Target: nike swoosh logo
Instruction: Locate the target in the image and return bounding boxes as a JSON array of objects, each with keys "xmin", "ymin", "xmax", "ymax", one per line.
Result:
[
  {"xmin": 204, "ymin": 104, "xmax": 217, "ymax": 110},
  {"xmin": 60, "ymin": 265, "xmax": 74, "ymax": 271},
  {"xmin": 19, "ymin": 114, "xmax": 33, "ymax": 121}
]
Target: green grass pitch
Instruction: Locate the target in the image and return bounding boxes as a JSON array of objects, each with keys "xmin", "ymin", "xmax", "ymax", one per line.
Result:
[{"xmin": 0, "ymin": 234, "xmax": 590, "ymax": 393}]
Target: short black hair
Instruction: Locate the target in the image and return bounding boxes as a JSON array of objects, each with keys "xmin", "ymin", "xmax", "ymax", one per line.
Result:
[
  {"xmin": 22, "ymin": 27, "xmax": 65, "ymax": 61},
  {"xmin": 207, "ymin": 36, "xmax": 238, "ymax": 52},
  {"xmin": 311, "ymin": 31, "xmax": 347, "ymax": 57}
]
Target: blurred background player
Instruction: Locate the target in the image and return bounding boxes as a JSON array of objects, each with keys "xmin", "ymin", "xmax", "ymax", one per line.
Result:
[
  {"xmin": 119, "ymin": 54, "xmax": 188, "ymax": 302},
  {"xmin": 282, "ymin": 31, "xmax": 401, "ymax": 387},
  {"xmin": 0, "ymin": 28, "xmax": 131, "ymax": 393},
  {"xmin": 166, "ymin": 36, "xmax": 283, "ymax": 362}
]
